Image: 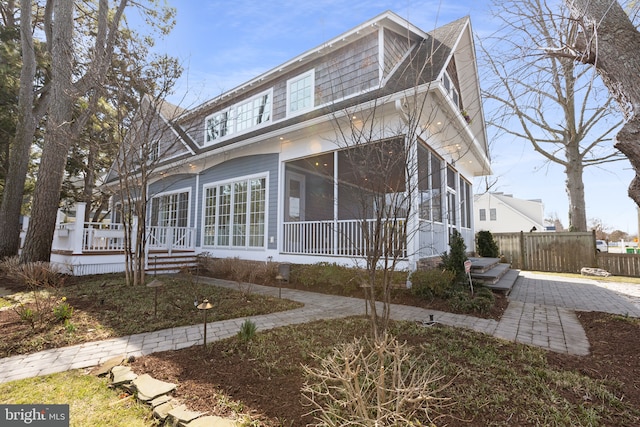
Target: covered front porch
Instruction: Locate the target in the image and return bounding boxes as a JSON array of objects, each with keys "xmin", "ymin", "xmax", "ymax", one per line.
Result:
[{"xmin": 49, "ymin": 202, "xmax": 196, "ymax": 275}]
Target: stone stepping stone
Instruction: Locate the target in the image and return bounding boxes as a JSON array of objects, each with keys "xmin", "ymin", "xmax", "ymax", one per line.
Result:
[
  {"xmin": 111, "ymin": 365, "xmax": 138, "ymax": 385},
  {"xmin": 153, "ymin": 400, "xmax": 179, "ymax": 421},
  {"xmin": 167, "ymin": 404, "xmax": 205, "ymax": 424},
  {"xmin": 132, "ymin": 374, "xmax": 176, "ymax": 401},
  {"xmin": 186, "ymin": 415, "xmax": 239, "ymax": 426},
  {"xmin": 90, "ymin": 355, "xmax": 125, "ymax": 376},
  {"xmin": 149, "ymin": 394, "xmax": 172, "ymax": 408}
]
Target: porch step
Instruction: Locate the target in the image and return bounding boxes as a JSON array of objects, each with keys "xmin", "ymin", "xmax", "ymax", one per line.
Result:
[
  {"xmin": 470, "ymin": 262, "xmax": 510, "ymax": 284},
  {"xmin": 469, "ymin": 257, "xmax": 519, "ymax": 295},
  {"xmin": 484, "ymin": 268, "xmax": 520, "ymax": 295},
  {"xmin": 146, "ymin": 252, "xmax": 199, "ymax": 274},
  {"xmin": 467, "ymin": 257, "xmax": 501, "ymax": 274}
]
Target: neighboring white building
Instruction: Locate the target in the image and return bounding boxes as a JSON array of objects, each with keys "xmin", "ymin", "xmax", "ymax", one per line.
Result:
[{"xmin": 474, "ymin": 192, "xmax": 544, "ymax": 233}]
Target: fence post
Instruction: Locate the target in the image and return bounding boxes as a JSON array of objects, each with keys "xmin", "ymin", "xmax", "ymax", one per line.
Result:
[{"xmin": 519, "ymin": 230, "xmax": 526, "ymax": 270}]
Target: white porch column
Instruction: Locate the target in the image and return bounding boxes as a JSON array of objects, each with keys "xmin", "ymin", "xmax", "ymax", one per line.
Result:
[
  {"xmin": 56, "ymin": 208, "xmax": 66, "ymax": 224},
  {"xmin": 72, "ymin": 202, "xmax": 86, "ymax": 254}
]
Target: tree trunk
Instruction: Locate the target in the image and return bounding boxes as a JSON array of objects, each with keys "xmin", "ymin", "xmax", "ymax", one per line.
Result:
[
  {"xmin": 0, "ymin": 0, "xmax": 38, "ymax": 258},
  {"xmin": 565, "ymin": 0, "xmax": 640, "ymax": 206},
  {"xmin": 20, "ymin": 0, "xmax": 74, "ymax": 263},
  {"xmin": 565, "ymin": 148, "xmax": 587, "ymax": 231}
]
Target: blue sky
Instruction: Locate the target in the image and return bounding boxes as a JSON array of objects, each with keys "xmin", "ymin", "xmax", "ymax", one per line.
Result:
[{"xmin": 140, "ymin": 0, "xmax": 638, "ymax": 236}]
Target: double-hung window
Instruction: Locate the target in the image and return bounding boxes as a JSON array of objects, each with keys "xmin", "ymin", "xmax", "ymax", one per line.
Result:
[
  {"xmin": 203, "ymin": 176, "xmax": 266, "ymax": 248},
  {"xmin": 287, "ymin": 70, "xmax": 314, "ymax": 115}
]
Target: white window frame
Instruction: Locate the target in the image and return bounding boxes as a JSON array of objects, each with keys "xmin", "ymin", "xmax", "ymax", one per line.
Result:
[
  {"xmin": 149, "ymin": 187, "xmax": 192, "ymax": 228},
  {"xmin": 236, "ymin": 89, "xmax": 273, "ymax": 132},
  {"xmin": 442, "ymin": 71, "xmax": 460, "ymax": 109},
  {"xmin": 479, "ymin": 209, "xmax": 486, "ymax": 221},
  {"xmin": 203, "ymin": 89, "xmax": 274, "ymax": 146},
  {"xmin": 150, "ymin": 140, "xmax": 160, "ymax": 162},
  {"xmin": 286, "ymin": 69, "xmax": 315, "ymax": 116},
  {"xmin": 490, "ymin": 208, "xmax": 497, "ymax": 221},
  {"xmin": 204, "ymin": 109, "xmax": 233, "ymax": 144},
  {"xmin": 202, "ymin": 173, "xmax": 268, "ymax": 249}
]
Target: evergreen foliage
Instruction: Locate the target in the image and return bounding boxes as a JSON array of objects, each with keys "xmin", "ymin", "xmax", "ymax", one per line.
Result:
[
  {"xmin": 476, "ymin": 230, "xmax": 500, "ymax": 258},
  {"xmin": 440, "ymin": 229, "xmax": 468, "ymax": 281}
]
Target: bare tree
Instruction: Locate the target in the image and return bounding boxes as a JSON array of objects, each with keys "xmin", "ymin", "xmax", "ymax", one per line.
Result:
[
  {"xmin": 558, "ymin": 0, "xmax": 640, "ymax": 208},
  {"xmin": 321, "ymin": 27, "xmax": 481, "ymax": 339},
  {"xmin": 481, "ymin": 0, "xmax": 624, "ymax": 231},
  {"xmin": 109, "ymin": 52, "xmax": 185, "ymax": 286}
]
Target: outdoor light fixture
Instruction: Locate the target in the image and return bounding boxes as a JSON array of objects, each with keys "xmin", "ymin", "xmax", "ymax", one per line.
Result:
[
  {"xmin": 275, "ymin": 274, "xmax": 283, "ymax": 299},
  {"xmin": 360, "ymin": 281, "xmax": 371, "ymax": 316},
  {"xmin": 146, "ymin": 278, "xmax": 164, "ymax": 318},
  {"xmin": 197, "ymin": 299, "xmax": 214, "ymax": 350},
  {"xmin": 146, "ymin": 256, "xmax": 164, "ymax": 317}
]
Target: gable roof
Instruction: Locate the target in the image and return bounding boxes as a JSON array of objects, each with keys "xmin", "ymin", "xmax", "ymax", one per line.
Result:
[
  {"xmin": 106, "ymin": 12, "xmax": 489, "ymax": 184},
  {"xmin": 476, "ymin": 192, "xmax": 545, "ymax": 229}
]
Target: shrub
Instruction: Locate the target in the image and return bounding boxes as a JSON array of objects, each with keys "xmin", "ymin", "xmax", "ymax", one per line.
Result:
[
  {"xmin": 476, "ymin": 230, "xmax": 500, "ymax": 258},
  {"xmin": 410, "ymin": 269, "xmax": 456, "ymax": 299},
  {"xmin": 7, "ymin": 261, "xmax": 66, "ymax": 328},
  {"xmin": 302, "ymin": 334, "xmax": 451, "ymax": 425},
  {"xmin": 440, "ymin": 229, "xmax": 468, "ymax": 282},
  {"xmin": 448, "ymin": 286, "xmax": 495, "ymax": 314},
  {"xmin": 290, "ymin": 262, "xmax": 361, "ymax": 292},
  {"xmin": 198, "ymin": 256, "xmax": 279, "ymax": 286}
]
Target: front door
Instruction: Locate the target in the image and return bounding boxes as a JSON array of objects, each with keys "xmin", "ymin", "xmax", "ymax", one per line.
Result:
[
  {"xmin": 285, "ymin": 171, "xmax": 305, "ymax": 222},
  {"xmin": 284, "ymin": 171, "xmax": 306, "ymax": 253}
]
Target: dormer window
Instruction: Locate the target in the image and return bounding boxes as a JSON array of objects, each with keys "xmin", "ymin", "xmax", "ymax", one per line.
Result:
[
  {"xmin": 237, "ymin": 91, "xmax": 272, "ymax": 132},
  {"xmin": 287, "ymin": 70, "xmax": 314, "ymax": 115},
  {"xmin": 203, "ymin": 89, "xmax": 273, "ymax": 145},
  {"xmin": 205, "ymin": 110, "xmax": 233, "ymax": 143}
]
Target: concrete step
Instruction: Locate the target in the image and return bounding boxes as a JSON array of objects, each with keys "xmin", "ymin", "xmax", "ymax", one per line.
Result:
[
  {"xmin": 146, "ymin": 253, "xmax": 199, "ymax": 274},
  {"xmin": 470, "ymin": 262, "xmax": 511, "ymax": 285},
  {"xmin": 484, "ymin": 269, "xmax": 520, "ymax": 295},
  {"xmin": 468, "ymin": 257, "xmax": 501, "ymax": 273}
]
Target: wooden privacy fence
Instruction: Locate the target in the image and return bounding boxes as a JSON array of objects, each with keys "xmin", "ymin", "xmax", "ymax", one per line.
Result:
[
  {"xmin": 492, "ymin": 232, "xmax": 596, "ymax": 274},
  {"xmin": 595, "ymin": 253, "xmax": 640, "ymax": 277}
]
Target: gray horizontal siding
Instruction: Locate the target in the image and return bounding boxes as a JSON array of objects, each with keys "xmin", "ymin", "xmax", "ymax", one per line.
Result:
[{"xmin": 198, "ymin": 154, "xmax": 279, "ymax": 250}]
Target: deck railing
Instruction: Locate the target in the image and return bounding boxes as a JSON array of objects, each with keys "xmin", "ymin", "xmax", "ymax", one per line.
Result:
[
  {"xmin": 147, "ymin": 226, "xmax": 196, "ymax": 253},
  {"xmin": 83, "ymin": 223, "xmax": 126, "ymax": 251},
  {"xmin": 282, "ymin": 219, "xmax": 407, "ymax": 257},
  {"xmin": 52, "ymin": 220, "xmax": 195, "ymax": 254}
]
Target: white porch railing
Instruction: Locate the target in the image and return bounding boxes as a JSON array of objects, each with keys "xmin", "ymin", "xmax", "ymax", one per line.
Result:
[
  {"xmin": 53, "ymin": 221, "xmax": 195, "ymax": 254},
  {"xmin": 283, "ymin": 219, "xmax": 406, "ymax": 258},
  {"xmin": 147, "ymin": 226, "xmax": 196, "ymax": 253},
  {"xmin": 83, "ymin": 223, "xmax": 126, "ymax": 251}
]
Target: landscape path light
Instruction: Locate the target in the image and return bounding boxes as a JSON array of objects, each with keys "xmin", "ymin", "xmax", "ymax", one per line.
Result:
[
  {"xmin": 197, "ymin": 299, "xmax": 214, "ymax": 350},
  {"xmin": 146, "ymin": 276, "xmax": 164, "ymax": 318}
]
